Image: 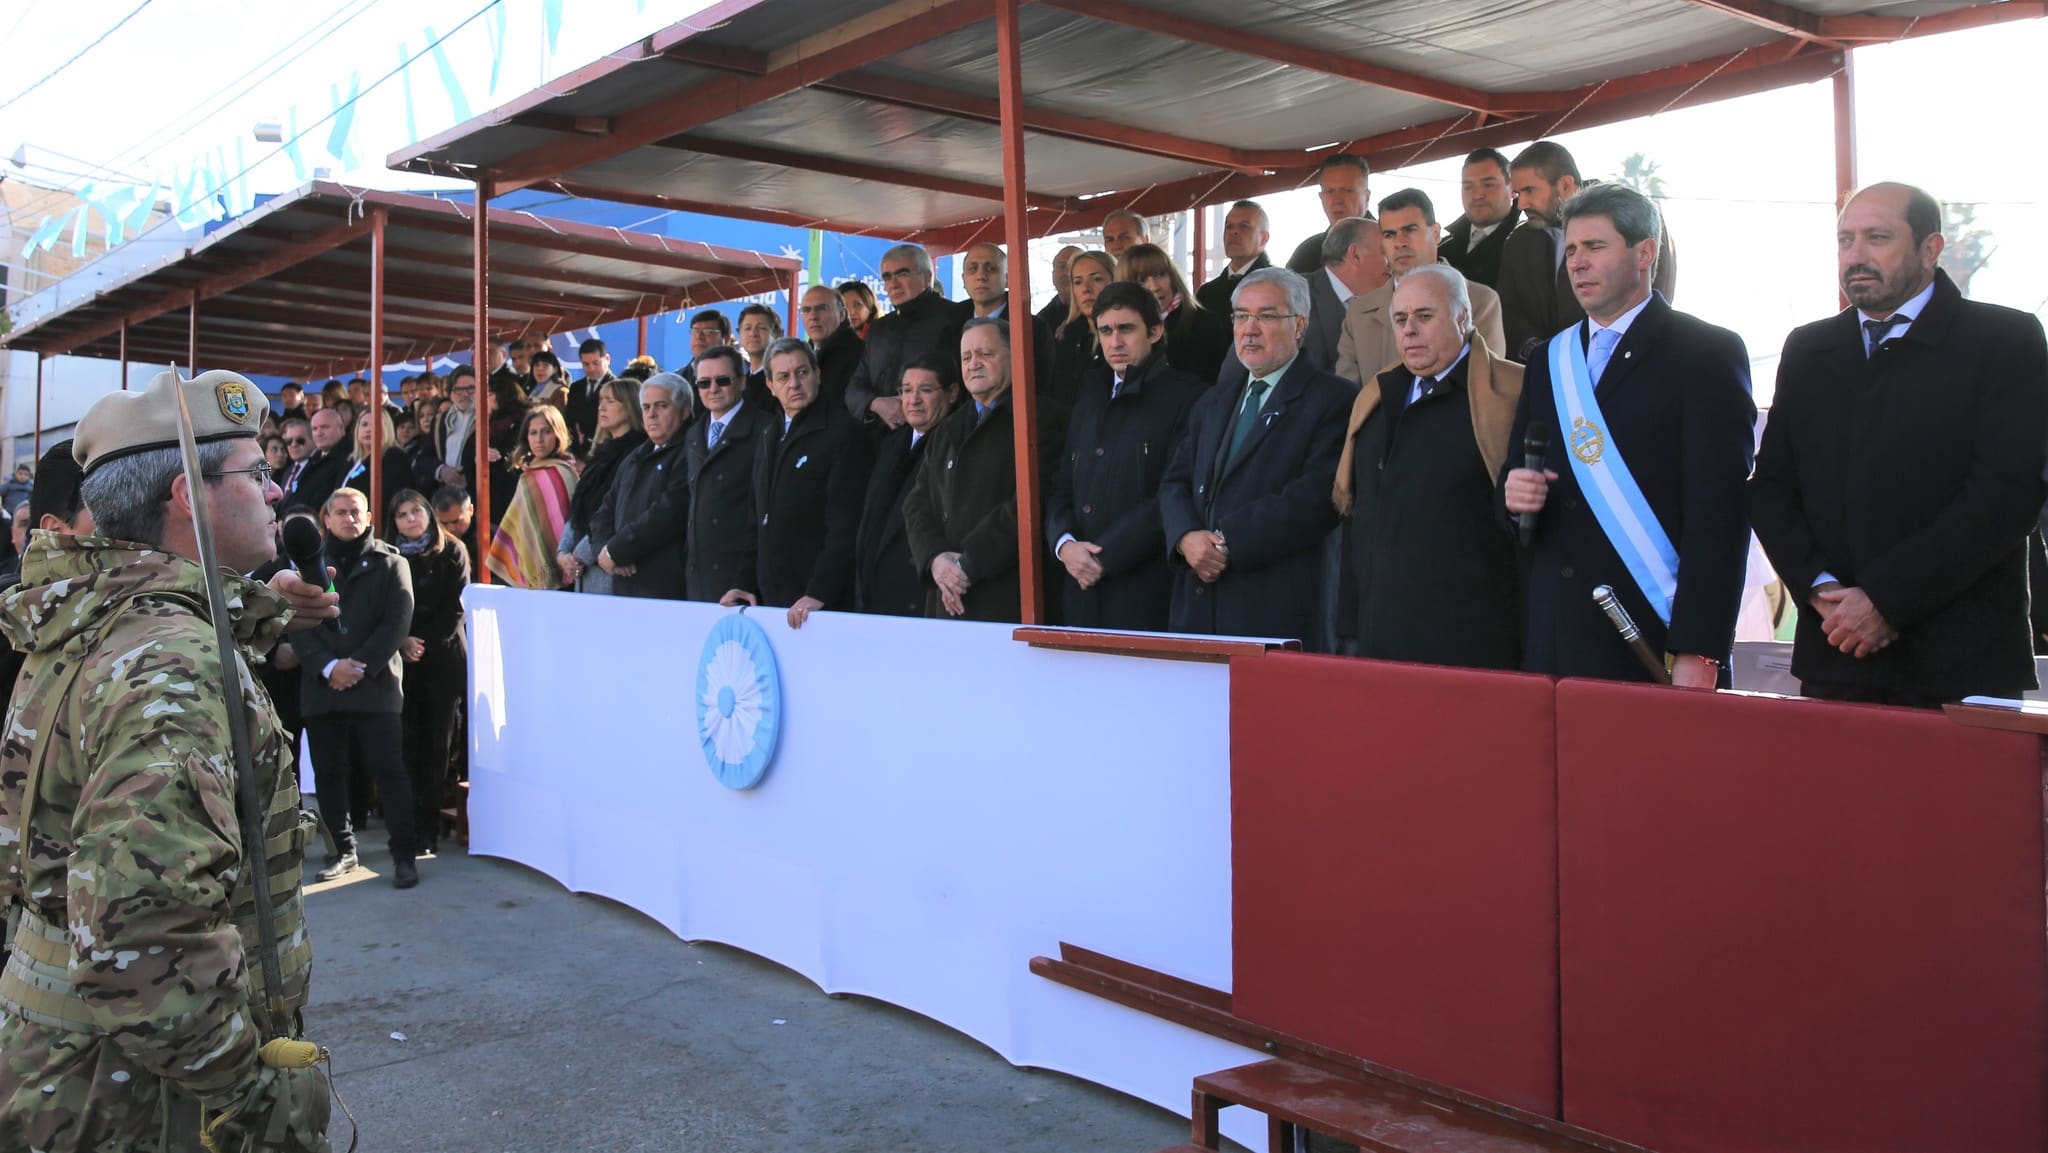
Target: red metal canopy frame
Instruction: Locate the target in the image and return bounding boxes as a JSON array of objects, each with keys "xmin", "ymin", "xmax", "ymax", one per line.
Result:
[
  {"xmin": 388, "ymin": 0, "xmax": 2042, "ymax": 620},
  {"xmin": 3, "ymin": 182, "xmax": 802, "ymax": 577}
]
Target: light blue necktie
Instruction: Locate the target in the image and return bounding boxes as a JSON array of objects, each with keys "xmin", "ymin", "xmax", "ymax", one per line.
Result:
[
  {"xmin": 1588, "ymin": 327, "xmax": 1622, "ymax": 386},
  {"xmin": 707, "ymin": 419, "xmax": 724, "ymax": 449}
]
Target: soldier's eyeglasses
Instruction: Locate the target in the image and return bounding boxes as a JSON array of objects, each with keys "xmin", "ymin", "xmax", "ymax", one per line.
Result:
[{"xmin": 207, "ymin": 463, "xmax": 275, "ymax": 488}]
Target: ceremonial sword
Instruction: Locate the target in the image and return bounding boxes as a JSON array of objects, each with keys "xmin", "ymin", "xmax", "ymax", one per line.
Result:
[{"xmin": 171, "ymin": 378, "xmax": 289, "ymax": 1022}]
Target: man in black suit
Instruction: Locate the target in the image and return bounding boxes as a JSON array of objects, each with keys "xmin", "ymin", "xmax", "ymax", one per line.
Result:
[
  {"xmin": 1035, "ymin": 245, "xmax": 1083, "ymax": 331},
  {"xmin": 684, "ymin": 346, "xmax": 766, "ymax": 601},
  {"xmin": 845, "ymin": 243, "xmax": 970, "ymax": 431},
  {"xmin": 1159, "ymin": 268, "xmax": 1352, "ymax": 649},
  {"xmin": 282, "ymin": 407, "xmax": 352, "ymax": 514},
  {"xmin": 1196, "ymin": 200, "xmax": 1273, "ymax": 318},
  {"xmin": 1441, "ymin": 148, "xmax": 1520, "ymax": 290},
  {"xmin": 298, "ymin": 490, "xmax": 419, "ymax": 888},
  {"xmin": 1285, "ymin": 154, "xmax": 1369, "ymax": 275},
  {"xmin": 1750, "ymin": 182, "xmax": 2048, "ymax": 705},
  {"xmin": 1047, "ymin": 282, "xmax": 1204, "ymax": 631},
  {"xmin": 563, "ymin": 337, "xmax": 614, "ymax": 451},
  {"xmin": 904, "ymin": 318, "xmax": 1067, "ymax": 623},
  {"xmin": 1101, "ymin": 209, "xmax": 1150, "ymax": 263},
  {"xmin": 590, "ymin": 374, "xmax": 692, "ymax": 599},
  {"xmin": 1498, "ymin": 141, "xmax": 1678, "ymax": 360},
  {"xmin": 432, "ymin": 365, "xmax": 481, "ymax": 497},
  {"xmin": 1503, "ymin": 184, "xmax": 1754, "ymax": 688},
  {"xmin": 962, "ymin": 241, "xmax": 1053, "ymax": 393},
  {"xmin": 856, "ymin": 355, "xmax": 956, "ymax": 617},
  {"xmin": 721, "ymin": 339, "xmax": 872, "ymax": 628},
  {"xmin": 1303, "ymin": 215, "xmax": 1385, "ymax": 374},
  {"xmin": 801, "ymin": 284, "xmax": 865, "ymax": 414}
]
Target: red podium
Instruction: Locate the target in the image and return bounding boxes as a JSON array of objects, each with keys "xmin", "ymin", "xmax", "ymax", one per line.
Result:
[{"xmin": 1037, "ymin": 654, "xmax": 2048, "ymax": 1153}]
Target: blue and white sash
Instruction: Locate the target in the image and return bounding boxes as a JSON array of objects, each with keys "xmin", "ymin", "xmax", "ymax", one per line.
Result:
[{"xmin": 1547, "ymin": 328, "xmax": 1678, "ymax": 626}]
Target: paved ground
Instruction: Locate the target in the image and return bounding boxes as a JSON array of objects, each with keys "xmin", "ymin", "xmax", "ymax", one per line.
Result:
[{"xmin": 302, "ymin": 831, "xmax": 1201, "ymax": 1153}]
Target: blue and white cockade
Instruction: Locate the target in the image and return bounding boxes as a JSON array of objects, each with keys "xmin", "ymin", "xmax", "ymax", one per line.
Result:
[{"xmin": 696, "ymin": 613, "xmax": 782, "ymax": 789}]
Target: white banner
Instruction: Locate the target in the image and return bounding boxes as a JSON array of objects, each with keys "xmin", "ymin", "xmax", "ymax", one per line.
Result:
[{"xmin": 465, "ymin": 588, "xmax": 1265, "ymax": 1143}]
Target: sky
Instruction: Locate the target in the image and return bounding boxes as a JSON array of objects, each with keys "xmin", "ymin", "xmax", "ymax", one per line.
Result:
[{"xmin": 4, "ymin": 2, "xmax": 2046, "ymax": 416}]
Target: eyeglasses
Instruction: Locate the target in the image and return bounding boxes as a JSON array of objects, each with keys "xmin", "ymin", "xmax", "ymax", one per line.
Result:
[
  {"xmin": 285, "ymin": 436, "xmax": 309, "ymax": 446},
  {"xmin": 878, "ymin": 268, "xmax": 922, "ymax": 282},
  {"xmin": 451, "ymin": 386, "xmax": 477, "ymax": 395},
  {"xmin": 1230, "ymin": 310, "xmax": 1303, "ymax": 327},
  {"xmin": 698, "ymin": 375, "xmax": 737, "ymax": 387},
  {"xmin": 207, "ymin": 463, "xmax": 275, "ymax": 488}
]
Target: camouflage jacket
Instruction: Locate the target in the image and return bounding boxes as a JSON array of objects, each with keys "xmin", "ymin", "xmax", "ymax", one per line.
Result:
[{"xmin": 0, "ymin": 536, "xmax": 314, "ymax": 1134}]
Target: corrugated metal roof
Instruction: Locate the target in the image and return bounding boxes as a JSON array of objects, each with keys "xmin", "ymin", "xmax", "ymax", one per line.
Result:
[
  {"xmin": 2, "ymin": 182, "xmax": 801, "ymax": 377},
  {"xmin": 388, "ymin": 0, "xmax": 2037, "ymax": 252}
]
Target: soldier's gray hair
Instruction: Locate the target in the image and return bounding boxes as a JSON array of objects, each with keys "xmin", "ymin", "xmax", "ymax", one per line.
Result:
[
  {"xmin": 882, "ymin": 243, "xmax": 933, "ymax": 277},
  {"xmin": 1399, "ymin": 264, "xmax": 1474, "ymax": 336},
  {"xmin": 81, "ymin": 441, "xmax": 236, "ymax": 548},
  {"xmin": 1232, "ymin": 267, "xmax": 1311, "ymax": 321}
]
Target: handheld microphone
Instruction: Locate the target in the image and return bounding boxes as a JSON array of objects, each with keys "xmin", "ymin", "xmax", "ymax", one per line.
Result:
[
  {"xmin": 1518, "ymin": 420, "xmax": 1549, "ymax": 548},
  {"xmin": 280, "ymin": 515, "xmax": 334, "ymax": 593}
]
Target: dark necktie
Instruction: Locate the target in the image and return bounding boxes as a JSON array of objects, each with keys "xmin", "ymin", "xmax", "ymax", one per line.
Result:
[
  {"xmin": 1225, "ymin": 378, "xmax": 1271, "ymax": 470},
  {"xmin": 1863, "ymin": 315, "xmax": 1907, "ymax": 358}
]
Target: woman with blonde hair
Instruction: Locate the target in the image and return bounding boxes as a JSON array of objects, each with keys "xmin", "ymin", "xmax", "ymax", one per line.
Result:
[
  {"xmin": 343, "ymin": 405, "xmax": 421, "ymax": 499},
  {"xmin": 555, "ymin": 377, "xmax": 648, "ymax": 594},
  {"xmin": 1119, "ymin": 242, "xmax": 1230, "ymax": 384},
  {"xmin": 1044, "ymin": 249, "xmax": 1117, "ymax": 408},
  {"xmin": 486, "ymin": 404, "xmax": 579, "ymax": 588}
]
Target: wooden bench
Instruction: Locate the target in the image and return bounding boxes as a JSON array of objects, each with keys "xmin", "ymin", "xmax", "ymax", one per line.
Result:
[{"xmin": 1189, "ymin": 1059, "xmax": 1631, "ymax": 1153}]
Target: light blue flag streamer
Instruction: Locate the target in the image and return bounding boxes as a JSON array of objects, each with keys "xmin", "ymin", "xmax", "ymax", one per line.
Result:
[
  {"xmin": 23, "ymin": 213, "xmax": 67, "ymax": 257},
  {"xmin": 70, "ymin": 210, "xmax": 90, "ymax": 258},
  {"xmin": 125, "ymin": 174, "xmax": 161, "ymax": 233},
  {"xmin": 542, "ymin": 0, "xmax": 563, "ymax": 54},
  {"xmin": 398, "ymin": 42, "xmax": 418, "ymax": 147},
  {"xmin": 328, "ymin": 73, "xmax": 362, "ymax": 169},
  {"xmin": 283, "ymin": 105, "xmax": 308, "ymax": 182},
  {"xmin": 425, "ymin": 26, "xmax": 472, "ymax": 123},
  {"xmin": 487, "ymin": 3, "xmax": 507, "ymax": 96}
]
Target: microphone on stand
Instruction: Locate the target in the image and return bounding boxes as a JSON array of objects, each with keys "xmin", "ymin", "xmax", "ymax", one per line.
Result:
[
  {"xmin": 280, "ymin": 515, "xmax": 335, "ymax": 594},
  {"xmin": 1518, "ymin": 420, "xmax": 1550, "ymax": 548}
]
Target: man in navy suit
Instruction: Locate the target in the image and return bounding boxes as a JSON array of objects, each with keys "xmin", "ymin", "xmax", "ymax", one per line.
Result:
[
  {"xmin": 684, "ymin": 346, "xmax": 769, "ymax": 601},
  {"xmin": 1160, "ymin": 267, "xmax": 1353, "ymax": 649},
  {"xmin": 1503, "ymin": 183, "xmax": 1754, "ymax": 687},
  {"xmin": 1750, "ymin": 182, "xmax": 2048, "ymax": 705}
]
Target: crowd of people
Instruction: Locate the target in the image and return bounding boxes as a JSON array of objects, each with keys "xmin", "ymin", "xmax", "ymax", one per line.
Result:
[{"xmin": 214, "ymin": 140, "xmax": 2042, "ymax": 712}]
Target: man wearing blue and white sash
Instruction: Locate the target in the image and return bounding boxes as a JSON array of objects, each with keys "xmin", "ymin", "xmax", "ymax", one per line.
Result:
[{"xmin": 1502, "ymin": 184, "xmax": 1755, "ymax": 687}]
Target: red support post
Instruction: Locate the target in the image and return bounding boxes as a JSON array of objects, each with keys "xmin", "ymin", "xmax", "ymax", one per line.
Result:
[
  {"xmin": 187, "ymin": 292, "xmax": 199, "ymax": 371},
  {"xmin": 474, "ymin": 178, "xmax": 495, "ymax": 583},
  {"xmin": 995, "ymin": 0, "xmax": 1044, "ymax": 625},
  {"xmin": 119, "ymin": 320, "xmax": 129, "ymax": 389},
  {"xmin": 370, "ymin": 207, "xmax": 388, "ymax": 522},
  {"xmin": 637, "ymin": 314, "xmax": 649, "ymax": 360},
  {"xmin": 1192, "ymin": 203, "xmax": 1208, "ymax": 284},
  {"xmin": 786, "ymin": 266, "xmax": 802, "ymax": 335}
]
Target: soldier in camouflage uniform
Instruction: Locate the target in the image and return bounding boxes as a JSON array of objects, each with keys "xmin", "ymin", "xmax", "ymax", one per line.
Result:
[{"xmin": 0, "ymin": 370, "xmax": 333, "ymax": 1152}]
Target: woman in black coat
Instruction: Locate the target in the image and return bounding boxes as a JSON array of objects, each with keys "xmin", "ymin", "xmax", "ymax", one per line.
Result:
[
  {"xmin": 555, "ymin": 378, "xmax": 647, "ymax": 594},
  {"xmin": 1042, "ymin": 250, "xmax": 1116, "ymax": 411},
  {"xmin": 342, "ymin": 407, "xmax": 420, "ymax": 500},
  {"xmin": 1119, "ymin": 242, "xmax": 1231, "ymax": 386},
  {"xmin": 387, "ymin": 488, "xmax": 469, "ymax": 858},
  {"xmin": 1044, "ymin": 282, "xmax": 1204, "ymax": 631}
]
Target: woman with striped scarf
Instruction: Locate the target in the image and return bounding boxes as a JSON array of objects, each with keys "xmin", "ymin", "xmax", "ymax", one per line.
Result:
[{"xmin": 487, "ymin": 405, "xmax": 580, "ymax": 588}]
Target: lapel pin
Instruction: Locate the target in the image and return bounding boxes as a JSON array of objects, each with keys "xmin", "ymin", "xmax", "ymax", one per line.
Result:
[{"xmin": 796, "ymin": 455, "xmax": 809, "ymax": 469}]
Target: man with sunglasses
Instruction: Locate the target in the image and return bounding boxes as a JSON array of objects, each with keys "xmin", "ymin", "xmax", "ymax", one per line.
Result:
[{"xmin": 685, "ymin": 346, "xmax": 769, "ymax": 601}]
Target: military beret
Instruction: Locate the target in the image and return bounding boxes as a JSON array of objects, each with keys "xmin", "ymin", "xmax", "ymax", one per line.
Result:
[{"xmin": 74, "ymin": 369, "xmax": 268, "ymax": 475}]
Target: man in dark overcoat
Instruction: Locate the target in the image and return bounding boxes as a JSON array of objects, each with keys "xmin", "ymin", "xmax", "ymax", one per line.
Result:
[
  {"xmin": 1045, "ymin": 282, "xmax": 1202, "ymax": 631},
  {"xmin": 590, "ymin": 374, "xmax": 692, "ymax": 599},
  {"xmin": 856, "ymin": 354, "xmax": 956, "ymax": 617},
  {"xmin": 1159, "ymin": 267, "xmax": 1351, "ymax": 648},
  {"xmin": 685, "ymin": 347, "xmax": 769, "ymax": 601}
]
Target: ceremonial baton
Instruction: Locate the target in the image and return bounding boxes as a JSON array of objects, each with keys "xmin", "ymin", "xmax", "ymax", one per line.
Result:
[
  {"xmin": 1591, "ymin": 584, "xmax": 1671, "ymax": 685},
  {"xmin": 172, "ymin": 376, "xmax": 290, "ymax": 1021}
]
